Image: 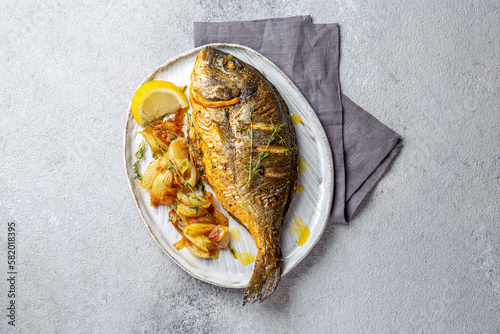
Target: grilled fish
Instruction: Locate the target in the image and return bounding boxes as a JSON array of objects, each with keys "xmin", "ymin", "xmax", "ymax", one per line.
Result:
[{"xmin": 189, "ymin": 46, "xmax": 298, "ymax": 304}]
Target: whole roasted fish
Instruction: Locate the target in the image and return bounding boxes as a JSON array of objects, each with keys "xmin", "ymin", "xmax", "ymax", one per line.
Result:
[{"xmin": 189, "ymin": 46, "xmax": 298, "ymax": 304}]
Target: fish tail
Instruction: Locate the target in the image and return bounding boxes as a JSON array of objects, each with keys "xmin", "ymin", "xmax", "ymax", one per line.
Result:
[{"xmin": 243, "ymin": 243, "xmax": 282, "ymax": 305}]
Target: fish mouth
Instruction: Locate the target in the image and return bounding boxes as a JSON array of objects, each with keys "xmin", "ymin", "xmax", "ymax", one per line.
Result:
[
  {"xmin": 201, "ymin": 46, "xmax": 214, "ymax": 63},
  {"xmin": 202, "ymin": 46, "xmax": 239, "ymax": 70}
]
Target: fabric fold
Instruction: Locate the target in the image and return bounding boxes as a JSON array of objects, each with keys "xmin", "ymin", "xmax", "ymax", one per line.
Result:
[{"xmin": 194, "ymin": 16, "xmax": 401, "ymax": 223}]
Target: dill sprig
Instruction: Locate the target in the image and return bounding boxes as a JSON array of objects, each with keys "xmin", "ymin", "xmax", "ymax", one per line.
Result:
[{"xmin": 133, "ymin": 140, "xmax": 147, "ymax": 181}]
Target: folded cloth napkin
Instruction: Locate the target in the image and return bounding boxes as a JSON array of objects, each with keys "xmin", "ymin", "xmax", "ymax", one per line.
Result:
[{"xmin": 194, "ymin": 15, "xmax": 402, "ymax": 224}]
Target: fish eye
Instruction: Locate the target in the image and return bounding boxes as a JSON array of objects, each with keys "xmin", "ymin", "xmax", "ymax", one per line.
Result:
[{"xmin": 223, "ymin": 55, "xmax": 236, "ymax": 70}]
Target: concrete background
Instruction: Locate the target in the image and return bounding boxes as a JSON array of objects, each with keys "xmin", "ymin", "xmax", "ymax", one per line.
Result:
[{"xmin": 1, "ymin": 0, "xmax": 498, "ymax": 333}]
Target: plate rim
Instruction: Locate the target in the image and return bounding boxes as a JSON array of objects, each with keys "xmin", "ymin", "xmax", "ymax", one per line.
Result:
[{"xmin": 123, "ymin": 43, "xmax": 334, "ymax": 288}]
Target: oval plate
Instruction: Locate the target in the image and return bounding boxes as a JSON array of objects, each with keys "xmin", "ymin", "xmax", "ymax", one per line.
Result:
[{"xmin": 124, "ymin": 44, "xmax": 333, "ymax": 288}]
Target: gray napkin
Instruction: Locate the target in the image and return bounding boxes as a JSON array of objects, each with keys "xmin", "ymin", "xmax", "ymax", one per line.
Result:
[{"xmin": 194, "ymin": 16, "xmax": 402, "ymax": 224}]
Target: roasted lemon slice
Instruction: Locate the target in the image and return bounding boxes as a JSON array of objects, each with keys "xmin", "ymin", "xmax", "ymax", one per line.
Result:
[{"xmin": 131, "ymin": 80, "xmax": 189, "ymax": 125}]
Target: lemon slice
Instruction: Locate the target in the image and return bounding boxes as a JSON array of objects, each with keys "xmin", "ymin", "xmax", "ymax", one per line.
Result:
[{"xmin": 131, "ymin": 80, "xmax": 189, "ymax": 125}]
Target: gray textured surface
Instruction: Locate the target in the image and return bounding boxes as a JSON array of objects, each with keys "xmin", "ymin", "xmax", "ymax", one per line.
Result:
[{"xmin": 1, "ymin": 1, "xmax": 499, "ymax": 333}]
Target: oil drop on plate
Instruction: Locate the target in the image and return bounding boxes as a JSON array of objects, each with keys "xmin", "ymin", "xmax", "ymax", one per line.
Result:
[
  {"xmin": 229, "ymin": 246, "xmax": 255, "ymax": 266},
  {"xmin": 292, "ymin": 113, "xmax": 304, "ymax": 125},
  {"xmin": 229, "ymin": 228, "xmax": 241, "ymax": 242},
  {"xmin": 288, "ymin": 216, "xmax": 310, "ymax": 246},
  {"xmin": 298, "ymin": 156, "xmax": 308, "ymax": 174}
]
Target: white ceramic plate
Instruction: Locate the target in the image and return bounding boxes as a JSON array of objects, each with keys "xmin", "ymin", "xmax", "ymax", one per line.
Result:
[{"xmin": 124, "ymin": 44, "xmax": 333, "ymax": 288}]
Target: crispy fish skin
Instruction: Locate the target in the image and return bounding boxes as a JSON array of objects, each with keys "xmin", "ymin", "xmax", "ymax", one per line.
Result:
[{"xmin": 189, "ymin": 46, "xmax": 298, "ymax": 304}]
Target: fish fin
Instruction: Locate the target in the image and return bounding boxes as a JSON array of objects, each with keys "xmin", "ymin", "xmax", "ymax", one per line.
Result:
[{"xmin": 243, "ymin": 251, "xmax": 282, "ymax": 305}]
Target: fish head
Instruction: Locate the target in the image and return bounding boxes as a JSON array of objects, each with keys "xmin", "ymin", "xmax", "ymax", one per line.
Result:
[{"xmin": 191, "ymin": 46, "xmax": 256, "ymax": 101}]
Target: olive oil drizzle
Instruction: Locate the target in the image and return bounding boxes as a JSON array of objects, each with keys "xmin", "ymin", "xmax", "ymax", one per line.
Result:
[
  {"xmin": 288, "ymin": 216, "xmax": 310, "ymax": 246},
  {"xmin": 229, "ymin": 246, "xmax": 255, "ymax": 266}
]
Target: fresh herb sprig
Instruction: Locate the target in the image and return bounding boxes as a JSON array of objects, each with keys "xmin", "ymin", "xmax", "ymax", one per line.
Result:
[
  {"xmin": 246, "ymin": 117, "xmax": 287, "ymax": 184},
  {"xmin": 168, "ymin": 158, "xmax": 213, "ymax": 220},
  {"xmin": 168, "ymin": 158, "xmax": 196, "ymax": 192},
  {"xmin": 187, "ymin": 112, "xmax": 207, "ymax": 155},
  {"xmin": 270, "ymin": 122, "xmax": 286, "ymax": 146},
  {"xmin": 151, "ymin": 133, "xmax": 166, "ymax": 154},
  {"xmin": 189, "ymin": 205, "xmax": 200, "ymax": 214},
  {"xmin": 250, "ymin": 151, "xmax": 269, "ymax": 177},
  {"xmin": 197, "ymin": 179, "xmax": 206, "ymax": 195},
  {"xmin": 245, "ymin": 107, "xmax": 257, "ymax": 185},
  {"xmin": 151, "ymin": 125, "xmax": 166, "ymax": 133},
  {"xmin": 187, "ymin": 112, "xmax": 195, "ymax": 128},
  {"xmin": 133, "ymin": 140, "xmax": 147, "ymax": 181}
]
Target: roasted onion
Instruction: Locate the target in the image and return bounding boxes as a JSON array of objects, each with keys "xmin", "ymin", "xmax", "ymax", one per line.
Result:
[{"xmin": 136, "ymin": 109, "xmax": 230, "ymax": 259}]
